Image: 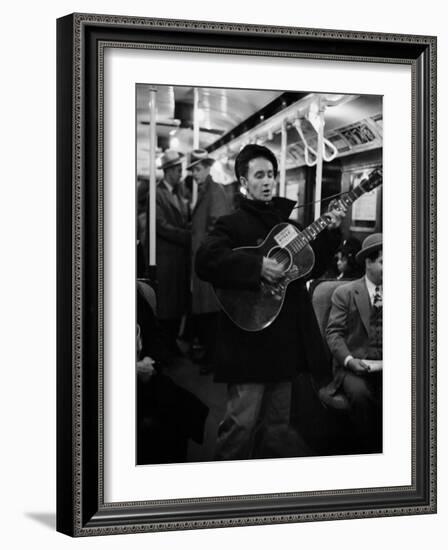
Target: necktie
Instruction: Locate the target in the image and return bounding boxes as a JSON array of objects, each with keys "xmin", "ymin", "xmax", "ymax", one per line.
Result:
[{"xmin": 373, "ymin": 286, "xmax": 382, "ymax": 309}]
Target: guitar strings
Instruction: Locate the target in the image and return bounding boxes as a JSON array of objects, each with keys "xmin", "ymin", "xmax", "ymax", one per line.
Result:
[
  {"xmin": 267, "ymin": 172, "xmax": 380, "ymax": 271},
  {"xmin": 291, "ymin": 190, "xmax": 350, "ymax": 210},
  {"xmin": 269, "ymin": 191, "xmax": 351, "ymax": 266}
]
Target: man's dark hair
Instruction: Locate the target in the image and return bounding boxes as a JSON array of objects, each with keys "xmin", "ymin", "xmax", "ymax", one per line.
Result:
[
  {"xmin": 234, "ymin": 144, "xmax": 278, "ymax": 182},
  {"xmin": 365, "ymin": 249, "xmax": 382, "ymax": 263}
]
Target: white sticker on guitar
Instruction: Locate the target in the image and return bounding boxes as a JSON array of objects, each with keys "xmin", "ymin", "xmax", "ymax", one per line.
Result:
[{"xmin": 273, "ymin": 224, "xmax": 298, "ymax": 247}]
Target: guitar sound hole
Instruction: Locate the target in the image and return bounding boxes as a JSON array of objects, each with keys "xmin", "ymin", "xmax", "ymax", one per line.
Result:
[{"xmin": 267, "ymin": 246, "xmax": 292, "ymax": 271}]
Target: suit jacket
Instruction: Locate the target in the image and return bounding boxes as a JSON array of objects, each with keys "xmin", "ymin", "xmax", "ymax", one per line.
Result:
[
  {"xmin": 326, "ymin": 277, "xmax": 375, "ymax": 368},
  {"xmin": 155, "ymin": 180, "xmax": 191, "ymax": 319},
  {"xmin": 191, "ymin": 176, "xmax": 233, "ymax": 314}
]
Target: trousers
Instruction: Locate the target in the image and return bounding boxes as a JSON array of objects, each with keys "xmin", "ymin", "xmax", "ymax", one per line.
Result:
[
  {"xmin": 214, "ymin": 382, "xmax": 292, "ymax": 460},
  {"xmin": 343, "ymin": 371, "xmax": 382, "ymax": 452}
]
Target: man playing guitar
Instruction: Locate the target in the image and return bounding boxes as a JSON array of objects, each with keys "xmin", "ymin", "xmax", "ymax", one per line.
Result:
[{"xmin": 195, "ymin": 144, "xmax": 346, "ymax": 460}]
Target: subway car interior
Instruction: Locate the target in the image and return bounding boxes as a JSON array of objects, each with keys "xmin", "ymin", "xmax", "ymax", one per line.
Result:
[{"xmin": 136, "ymin": 85, "xmax": 383, "ymax": 464}]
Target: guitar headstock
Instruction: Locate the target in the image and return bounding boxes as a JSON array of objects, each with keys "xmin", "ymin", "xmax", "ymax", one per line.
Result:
[{"xmin": 359, "ymin": 168, "xmax": 383, "ymax": 192}]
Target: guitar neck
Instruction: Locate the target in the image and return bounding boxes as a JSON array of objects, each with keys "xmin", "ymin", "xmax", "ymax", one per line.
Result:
[{"xmin": 290, "ymin": 180, "xmax": 374, "ymax": 253}]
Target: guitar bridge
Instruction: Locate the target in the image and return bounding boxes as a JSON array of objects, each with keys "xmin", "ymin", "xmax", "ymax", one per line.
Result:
[{"xmin": 261, "ymin": 281, "xmax": 285, "ymax": 300}]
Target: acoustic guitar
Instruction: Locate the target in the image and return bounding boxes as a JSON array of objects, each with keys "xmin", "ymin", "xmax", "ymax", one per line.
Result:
[{"xmin": 214, "ymin": 168, "xmax": 382, "ymax": 331}]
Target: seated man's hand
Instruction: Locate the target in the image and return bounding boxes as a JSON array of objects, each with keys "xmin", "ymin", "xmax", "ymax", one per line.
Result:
[
  {"xmin": 137, "ymin": 356, "xmax": 156, "ymax": 382},
  {"xmin": 261, "ymin": 257, "xmax": 286, "ymax": 284},
  {"xmin": 346, "ymin": 357, "xmax": 371, "ymax": 374}
]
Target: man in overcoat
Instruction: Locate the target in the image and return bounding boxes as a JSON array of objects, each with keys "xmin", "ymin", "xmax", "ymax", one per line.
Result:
[
  {"xmin": 325, "ymin": 233, "xmax": 383, "ymax": 452},
  {"xmin": 188, "ymin": 149, "xmax": 233, "ymax": 373},
  {"xmin": 156, "ymin": 150, "xmax": 191, "ymax": 354},
  {"xmin": 195, "ymin": 144, "xmax": 345, "ymax": 460}
]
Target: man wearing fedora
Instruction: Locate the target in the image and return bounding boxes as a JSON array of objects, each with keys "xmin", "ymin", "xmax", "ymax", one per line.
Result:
[
  {"xmin": 325, "ymin": 233, "xmax": 383, "ymax": 452},
  {"xmin": 188, "ymin": 149, "xmax": 233, "ymax": 374},
  {"xmin": 156, "ymin": 149, "xmax": 191, "ymax": 355}
]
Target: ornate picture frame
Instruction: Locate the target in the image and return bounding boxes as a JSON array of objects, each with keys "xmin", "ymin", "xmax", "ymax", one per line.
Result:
[{"xmin": 56, "ymin": 13, "xmax": 436, "ymax": 536}]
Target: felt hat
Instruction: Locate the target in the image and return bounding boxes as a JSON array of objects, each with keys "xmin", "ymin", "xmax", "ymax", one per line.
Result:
[
  {"xmin": 187, "ymin": 148, "xmax": 215, "ymax": 170},
  {"xmin": 160, "ymin": 149, "xmax": 184, "ymax": 170},
  {"xmin": 356, "ymin": 233, "xmax": 383, "ymax": 263}
]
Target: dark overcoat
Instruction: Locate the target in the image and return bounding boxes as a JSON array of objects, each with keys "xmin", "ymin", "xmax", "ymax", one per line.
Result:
[
  {"xmin": 195, "ymin": 197, "xmax": 341, "ymax": 384},
  {"xmin": 155, "ymin": 180, "xmax": 191, "ymax": 320},
  {"xmin": 191, "ymin": 176, "xmax": 233, "ymax": 315}
]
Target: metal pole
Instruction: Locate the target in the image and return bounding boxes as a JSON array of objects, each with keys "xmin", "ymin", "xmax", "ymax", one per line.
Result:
[
  {"xmin": 191, "ymin": 87, "xmax": 200, "ymax": 208},
  {"xmin": 279, "ymin": 120, "xmax": 287, "ymax": 197},
  {"xmin": 148, "ymin": 88, "xmax": 157, "ymax": 267},
  {"xmin": 314, "ymin": 96, "xmax": 325, "ymax": 220},
  {"xmin": 193, "ymin": 87, "xmax": 200, "ymax": 148}
]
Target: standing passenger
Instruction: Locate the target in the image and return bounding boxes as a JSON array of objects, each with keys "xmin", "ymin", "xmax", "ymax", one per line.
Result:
[
  {"xmin": 189, "ymin": 149, "xmax": 233, "ymax": 374},
  {"xmin": 195, "ymin": 144, "xmax": 345, "ymax": 460},
  {"xmin": 156, "ymin": 150, "xmax": 191, "ymax": 356}
]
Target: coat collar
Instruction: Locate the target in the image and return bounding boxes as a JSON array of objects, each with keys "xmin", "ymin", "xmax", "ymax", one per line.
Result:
[
  {"xmin": 159, "ymin": 179, "xmax": 186, "ymax": 217},
  {"xmin": 159, "ymin": 179, "xmax": 175, "ymax": 195},
  {"xmin": 193, "ymin": 175, "xmax": 214, "ymax": 213},
  {"xmin": 240, "ymin": 196, "xmax": 296, "ymax": 221},
  {"xmin": 161, "ymin": 179, "xmax": 174, "ymax": 194}
]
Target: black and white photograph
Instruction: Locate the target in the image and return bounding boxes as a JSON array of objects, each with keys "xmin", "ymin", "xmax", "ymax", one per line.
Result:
[{"xmin": 135, "ymin": 84, "xmax": 384, "ymax": 465}]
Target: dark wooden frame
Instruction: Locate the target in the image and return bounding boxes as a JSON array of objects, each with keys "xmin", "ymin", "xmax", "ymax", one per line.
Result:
[{"xmin": 57, "ymin": 13, "xmax": 437, "ymax": 536}]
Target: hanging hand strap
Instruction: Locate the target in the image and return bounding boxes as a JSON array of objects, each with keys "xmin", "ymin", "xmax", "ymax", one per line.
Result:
[{"xmin": 293, "ymin": 119, "xmax": 318, "ymax": 166}]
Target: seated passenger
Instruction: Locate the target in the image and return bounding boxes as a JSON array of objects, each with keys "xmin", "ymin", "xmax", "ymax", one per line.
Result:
[
  {"xmin": 334, "ymin": 237, "xmax": 363, "ymax": 280},
  {"xmin": 308, "ymin": 236, "xmax": 362, "ymax": 295},
  {"xmin": 136, "ymin": 282, "xmax": 209, "ymax": 464},
  {"xmin": 324, "ymin": 233, "xmax": 383, "ymax": 453},
  {"xmin": 137, "ymin": 281, "xmax": 174, "ymax": 367}
]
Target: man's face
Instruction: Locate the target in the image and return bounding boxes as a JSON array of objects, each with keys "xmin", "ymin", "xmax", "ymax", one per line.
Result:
[
  {"xmin": 366, "ymin": 250, "xmax": 383, "ymax": 285},
  {"xmin": 164, "ymin": 164, "xmax": 182, "ymax": 185},
  {"xmin": 191, "ymin": 162, "xmax": 210, "ymax": 185},
  {"xmin": 241, "ymin": 157, "xmax": 276, "ymax": 202}
]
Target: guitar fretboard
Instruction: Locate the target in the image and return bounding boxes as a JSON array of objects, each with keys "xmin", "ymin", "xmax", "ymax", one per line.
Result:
[{"xmin": 287, "ymin": 178, "xmax": 377, "ymax": 254}]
